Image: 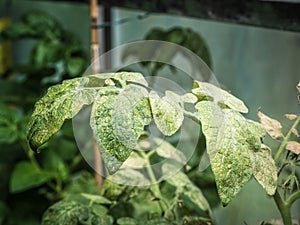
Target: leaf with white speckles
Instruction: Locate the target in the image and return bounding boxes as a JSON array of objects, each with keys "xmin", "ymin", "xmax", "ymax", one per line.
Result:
[
  {"xmin": 251, "ymin": 144, "xmax": 277, "ymax": 195},
  {"xmin": 192, "ymin": 81, "xmax": 248, "ymax": 113},
  {"xmin": 149, "ymin": 91, "xmax": 184, "ymax": 136},
  {"xmin": 90, "ymin": 90, "xmax": 133, "ymax": 174},
  {"xmin": 111, "ymin": 84, "xmax": 152, "ymax": 149},
  {"xmin": 196, "ymin": 101, "xmax": 266, "ymax": 205},
  {"xmin": 27, "ymin": 77, "xmax": 96, "ymax": 152}
]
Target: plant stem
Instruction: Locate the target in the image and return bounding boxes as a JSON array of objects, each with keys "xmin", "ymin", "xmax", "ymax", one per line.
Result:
[
  {"xmin": 139, "ymin": 151, "xmax": 170, "ymax": 213},
  {"xmin": 286, "ymin": 189, "xmax": 300, "ymax": 207},
  {"xmin": 273, "ymin": 190, "xmax": 292, "ymax": 225},
  {"xmin": 274, "ymin": 116, "xmax": 300, "ymax": 164}
]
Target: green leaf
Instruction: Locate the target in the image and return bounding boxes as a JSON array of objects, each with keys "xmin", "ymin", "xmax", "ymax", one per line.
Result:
[
  {"xmin": 251, "ymin": 144, "xmax": 277, "ymax": 195},
  {"xmin": 108, "ymin": 168, "xmax": 151, "ymax": 186},
  {"xmin": 109, "ymin": 72, "xmax": 148, "ymax": 87},
  {"xmin": 10, "ymin": 161, "xmax": 54, "ymax": 193},
  {"xmin": 153, "ymin": 138, "xmax": 186, "ymax": 164},
  {"xmin": 149, "ymin": 91, "xmax": 184, "ymax": 136},
  {"xmin": 0, "ymin": 103, "xmax": 19, "ymax": 144},
  {"xmin": 111, "ymin": 84, "xmax": 152, "ymax": 149},
  {"xmin": 117, "ymin": 217, "xmax": 137, "ymax": 225},
  {"xmin": 192, "ymin": 81, "xmax": 248, "ymax": 113},
  {"xmin": 81, "ymin": 193, "xmax": 112, "ymax": 204},
  {"xmin": 162, "ymin": 163, "xmax": 210, "ymax": 213},
  {"xmin": 40, "ymin": 151, "xmax": 69, "ymax": 181},
  {"xmin": 27, "ymin": 77, "xmax": 96, "ymax": 151},
  {"xmin": 41, "ymin": 201, "xmax": 90, "ymax": 225},
  {"xmin": 31, "ymin": 40, "xmax": 63, "ymax": 69},
  {"xmin": 196, "ymin": 101, "xmax": 265, "ymax": 205},
  {"xmin": 91, "ymin": 204, "xmax": 108, "ymax": 217},
  {"xmin": 66, "ymin": 57, "xmax": 86, "ymax": 77},
  {"xmin": 90, "ymin": 89, "xmax": 133, "ymax": 174}
]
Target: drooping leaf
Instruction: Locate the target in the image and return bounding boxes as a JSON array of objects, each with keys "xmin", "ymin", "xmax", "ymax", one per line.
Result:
[
  {"xmin": 10, "ymin": 161, "xmax": 54, "ymax": 193},
  {"xmin": 111, "ymin": 84, "xmax": 152, "ymax": 149},
  {"xmin": 192, "ymin": 81, "xmax": 248, "ymax": 113},
  {"xmin": 162, "ymin": 163, "xmax": 210, "ymax": 213},
  {"xmin": 286, "ymin": 141, "xmax": 300, "ymax": 155},
  {"xmin": 27, "ymin": 77, "xmax": 96, "ymax": 151},
  {"xmin": 257, "ymin": 110, "xmax": 283, "ymax": 140},
  {"xmin": 149, "ymin": 91, "xmax": 184, "ymax": 136},
  {"xmin": 90, "ymin": 89, "xmax": 133, "ymax": 174},
  {"xmin": 251, "ymin": 144, "xmax": 277, "ymax": 195},
  {"xmin": 196, "ymin": 101, "xmax": 266, "ymax": 205}
]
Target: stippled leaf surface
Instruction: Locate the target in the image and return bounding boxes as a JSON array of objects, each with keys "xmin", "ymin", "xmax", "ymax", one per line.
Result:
[
  {"xmin": 111, "ymin": 84, "xmax": 152, "ymax": 149},
  {"xmin": 90, "ymin": 90, "xmax": 130, "ymax": 174},
  {"xmin": 149, "ymin": 91, "xmax": 184, "ymax": 136},
  {"xmin": 251, "ymin": 144, "xmax": 277, "ymax": 195},
  {"xmin": 42, "ymin": 200, "xmax": 113, "ymax": 225},
  {"xmin": 192, "ymin": 81, "xmax": 248, "ymax": 113},
  {"xmin": 27, "ymin": 77, "xmax": 96, "ymax": 151},
  {"xmin": 196, "ymin": 101, "xmax": 272, "ymax": 205},
  {"xmin": 162, "ymin": 163, "xmax": 210, "ymax": 213}
]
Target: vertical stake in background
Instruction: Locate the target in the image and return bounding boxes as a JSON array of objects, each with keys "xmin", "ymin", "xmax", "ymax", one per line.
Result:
[{"xmin": 90, "ymin": 0, "xmax": 103, "ymax": 190}]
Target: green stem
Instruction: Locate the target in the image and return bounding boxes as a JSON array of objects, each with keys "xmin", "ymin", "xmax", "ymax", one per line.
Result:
[
  {"xmin": 139, "ymin": 151, "xmax": 170, "ymax": 213},
  {"xmin": 286, "ymin": 190, "xmax": 300, "ymax": 207},
  {"xmin": 274, "ymin": 116, "xmax": 300, "ymax": 164},
  {"xmin": 273, "ymin": 190, "xmax": 292, "ymax": 225}
]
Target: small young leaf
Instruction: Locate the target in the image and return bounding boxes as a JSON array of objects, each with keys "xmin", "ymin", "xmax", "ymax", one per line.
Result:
[
  {"xmin": 251, "ymin": 144, "xmax": 277, "ymax": 195},
  {"xmin": 285, "ymin": 114, "xmax": 298, "ymax": 120},
  {"xmin": 257, "ymin": 110, "xmax": 283, "ymax": 140},
  {"xmin": 286, "ymin": 141, "xmax": 300, "ymax": 155},
  {"xmin": 192, "ymin": 81, "xmax": 248, "ymax": 113},
  {"xmin": 27, "ymin": 77, "xmax": 96, "ymax": 151},
  {"xmin": 196, "ymin": 101, "xmax": 265, "ymax": 205},
  {"xmin": 149, "ymin": 91, "xmax": 184, "ymax": 136},
  {"xmin": 10, "ymin": 161, "xmax": 54, "ymax": 193}
]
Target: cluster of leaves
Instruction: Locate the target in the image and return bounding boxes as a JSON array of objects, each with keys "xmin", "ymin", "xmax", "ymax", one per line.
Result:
[
  {"xmin": 26, "ymin": 72, "xmax": 281, "ymax": 224},
  {"xmin": 0, "ymin": 10, "xmax": 87, "ymax": 83},
  {"xmin": 0, "ymin": 11, "xmax": 88, "ymax": 225},
  {"xmin": 122, "ymin": 27, "xmax": 212, "ymax": 76}
]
